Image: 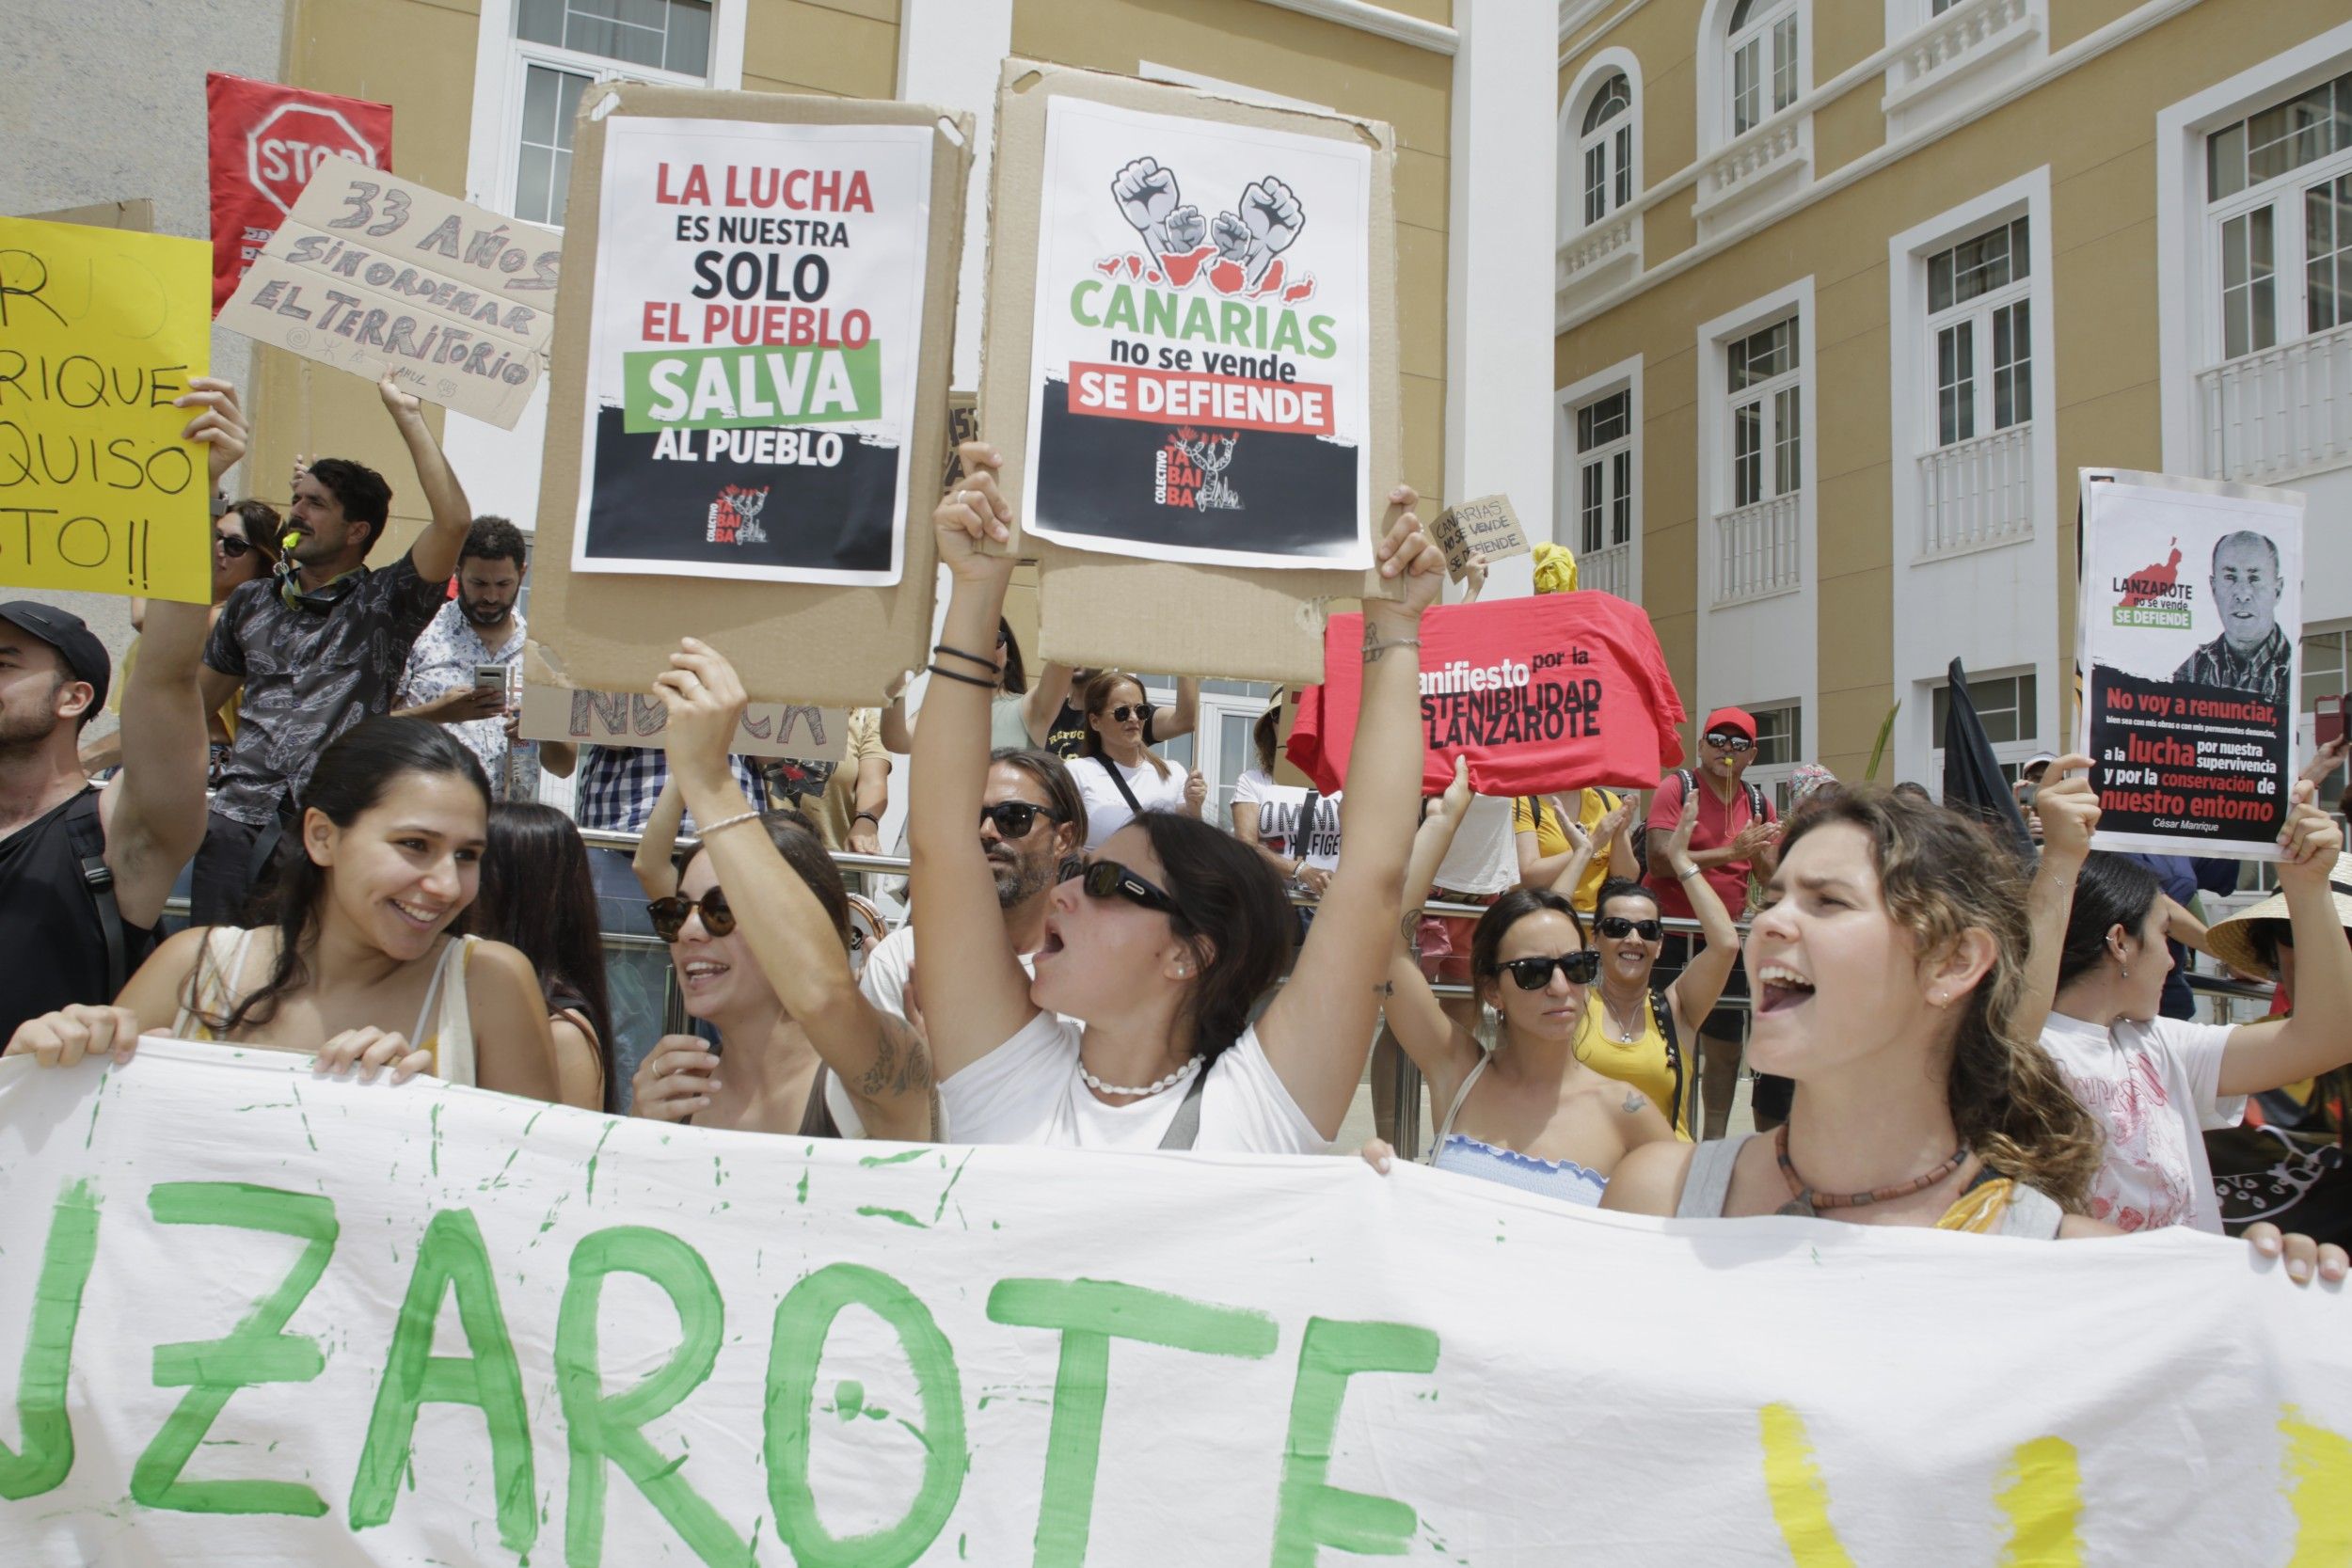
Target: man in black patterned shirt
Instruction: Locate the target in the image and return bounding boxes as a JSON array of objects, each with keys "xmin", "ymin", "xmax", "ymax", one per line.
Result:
[{"xmin": 191, "ymin": 374, "xmax": 478, "ymax": 925}]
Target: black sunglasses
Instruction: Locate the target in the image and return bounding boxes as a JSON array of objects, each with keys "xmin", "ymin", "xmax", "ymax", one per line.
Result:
[
  {"xmin": 216, "ymin": 532, "xmax": 257, "ymax": 560},
  {"xmin": 1705, "ymin": 734, "xmax": 1754, "ymax": 752},
  {"xmin": 1103, "ymin": 704, "xmax": 1149, "ymax": 723},
  {"xmin": 1495, "ymin": 951, "xmax": 1602, "ymax": 990},
  {"xmin": 648, "ymin": 889, "xmax": 734, "ymax": 942},
  {"xmin": 1595, "ymin": 914, "xmax": 1664, "ymax": 942},
  {"xmin": 1062, "ymin": 858, "xmax": 1179, "ymax": 917},
  {"xmin": 980, "ymin": 800, "xmax": 1061, "ymax": 838}
]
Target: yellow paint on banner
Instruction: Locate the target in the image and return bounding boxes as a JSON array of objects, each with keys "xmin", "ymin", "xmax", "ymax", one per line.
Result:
[
  {"xmin": 0, "ymin": 218, "xmax": 212, "ymax": 604},
  {"xmin": 1994, "ymin": 1436, "xmax": 2083, "ymax": 1566},
  {"xmin": 2280, "ymin": 1405, "xmax": 2352, "ymax": 1565},
  {"xmin": 1759, "ymin": 1403, "xmax": 1856, "ymax": 1568}
]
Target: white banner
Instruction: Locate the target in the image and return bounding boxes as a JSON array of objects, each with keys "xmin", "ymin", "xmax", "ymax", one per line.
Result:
[{"xmin": 1, "ymin": 1040, "xmax": 2344, "ymax": 1566}]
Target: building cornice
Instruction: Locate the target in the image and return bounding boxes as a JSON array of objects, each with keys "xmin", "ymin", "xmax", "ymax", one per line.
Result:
[{"xmin": 1258, "ymin": 0, "xmax": 1457, "ymax": 55}]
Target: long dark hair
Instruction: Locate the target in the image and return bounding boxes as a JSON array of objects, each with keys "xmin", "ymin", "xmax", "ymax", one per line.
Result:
[
  {"xmin": 1081, "ymin": 670, "xmax": 1171, "ymax": 779},
  {"xmin": 1774, "ymin": 785, "xmax": 2103, "ymax": 1210},
  {"xmin": 1593, "ymin": 877, "xmax": 1659, "ymax": 922},
  {"xmin": 201, "ymin": 719, "xmax": 489, "ymax": 1037},
  {"xmin": 2053, "ymin": 852, "xmax": 2163, "ymax": 991},
  {"xmin": 1129, "ymin": 812, "xmax": 1291, "ymax": 1061},
  {"xmin": 474, "ymin": 802, "xmax": 616, "ymax": 1112},
  {"xmin": 997, "ymin": 617, "xmax": 1028, "ymax": 696}
]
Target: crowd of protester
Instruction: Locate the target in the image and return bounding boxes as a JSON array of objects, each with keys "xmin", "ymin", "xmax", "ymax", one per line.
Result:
[{"xmin": 6, "ymin": 399, "xmax": 2351, "ymax": 1288}]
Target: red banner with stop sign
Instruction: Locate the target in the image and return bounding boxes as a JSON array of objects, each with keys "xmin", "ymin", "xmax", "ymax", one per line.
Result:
[{"xmin": 206, "ymin": 72, "xmax": 393, "ymax": 314}]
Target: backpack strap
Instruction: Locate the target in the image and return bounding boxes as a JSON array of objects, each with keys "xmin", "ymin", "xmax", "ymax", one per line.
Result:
[
  {"xmin": 1155, "ymin": 1064, "xmax": 1211, "ymax": 1151},
  {"xmin": 61, "ymin": 791, "xmax": 129, "ymax": 999},
  {"xmin": 1093, "ymin": 753, "xmax": 1145, "ymax": 817},
  {"xmin": 1651, "ymin": 987, "xmax": 1687, "ymax": 1135},
  {"xmin": 1520, "ymin": 795, "xmax": 1547, "ymax": 840}
]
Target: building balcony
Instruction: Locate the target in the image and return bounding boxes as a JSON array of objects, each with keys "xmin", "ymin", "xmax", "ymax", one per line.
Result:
[
  {"xmin": 1577, "ymin": 537, "xmax": 1632, "ymax": 600},
  {"xmin": 1712, "ymin": 493, "xmax": 1801, "ymax": 606},
  {"xmin": 2199, "ymin": 321, "xmax": 2352, "ymax": 485},
  {"xmin": 1918, "ymin": 422, "xmax": 2033, "ymax": 560},
  {"xmin": 1882, "ymin": 0, "xmax": 2041, "ymax": 119},
  {"xmin": 1692, "ymin": 114, "xmax": 1808, "ymax": 231},
  {"xmin": 1557, "ymin": 213, "xmax": 1638, "ymax": 307}
]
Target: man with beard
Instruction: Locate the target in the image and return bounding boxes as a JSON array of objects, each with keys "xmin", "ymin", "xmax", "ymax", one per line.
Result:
[
  {"xmin": 395, "ymin": 515, "xmax": 576, "ymax": 800},
  {"xmin": 857, "ymin": 747, "xmax": 1083, "ymax": 1028},
  {"xmin": 1, "ymin": 378, "xmax": 245, "ymax": 1034},
  {"xmin": 192, "ymin": 373, "xmax": 480, "ymax": 925}
]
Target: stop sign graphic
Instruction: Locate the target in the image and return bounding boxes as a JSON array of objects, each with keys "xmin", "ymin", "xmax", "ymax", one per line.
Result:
[{"xmin": 246, "ymin": 102, "xmax": 384, "ymax": 214}]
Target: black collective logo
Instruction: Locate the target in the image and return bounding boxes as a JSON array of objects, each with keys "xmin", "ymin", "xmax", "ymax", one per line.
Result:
[
  {"xmin": 707, "ymin": 483, "xmax": 771, "ymax": 546},
  {"xmin": 1155, "ymin": 427, "xmax": 1241, "ymax": 512}
]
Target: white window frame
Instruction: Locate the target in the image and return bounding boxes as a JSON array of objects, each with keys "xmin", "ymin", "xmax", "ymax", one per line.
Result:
[
  {"xmin": 2157, "ymin": 21, "xmax": 2352, "ymax": 474},
  {"xmin": 1922, "ymin": 216, "xmax": 2032, "ymax": 448},
  {"xmin": 1558, "ymin": 47, "xmax": 1646, "ymax": 297},
  {"xmin": 1696, "ymin": 278, "xmax": 1817, "ymax": 610},
  {"xmin": 1741, "ymin": 699, "xmax": 1804, "ymax": 811},
  {"xmin": 1554, "ymin": 355, "xmax": 1643, "ymax": 604},
  {"xmin": 1725, "ymin": 0, "xmax": 1802, "ymax": 140},
  {"xmin": 2199, "ymin": 85, "xmax": 2352, "ymax": 365},
  {"xmin": 1724, "ymin": 318, "xmax": 1803, "ymax": 512},
  {"xmin": 1695, "ymin": 0, "xmax": 1809, "ymax": 154},
  {"xmin": 1925, "ymin": 667, "xmax": 2040, "ymax": 783},
  {"xmin": 1571, "ymin": 71, "xmax": 1634, "ymax": 230},
  {"xmin": 463, "ymin": 0, "xmax": 746, "ymax": 217}
]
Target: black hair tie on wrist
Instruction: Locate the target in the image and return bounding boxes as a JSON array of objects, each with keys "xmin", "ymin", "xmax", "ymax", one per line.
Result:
[
  {"xmin": 926, "ymin": 662, "xmax": 998, "ymax": 689},
  {"xmin": 932, "ymin": 641, "xmax": 1003, "ymax": 673}
]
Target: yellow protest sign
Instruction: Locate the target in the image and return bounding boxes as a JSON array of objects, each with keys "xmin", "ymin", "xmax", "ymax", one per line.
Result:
[{"xmin": 0, "ymin": 217, "xmax": 212, "ymax": 604}]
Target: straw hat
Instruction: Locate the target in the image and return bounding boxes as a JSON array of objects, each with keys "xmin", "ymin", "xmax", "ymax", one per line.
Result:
[{"xmin": 2203, "ymin": 850, "xmax": 2352, "ymax": 975}]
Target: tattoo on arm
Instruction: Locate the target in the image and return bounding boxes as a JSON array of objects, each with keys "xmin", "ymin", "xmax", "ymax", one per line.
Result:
[
  {"xmin": 857, "ymin": 1017, "xmax": 936, "ymax": 1100},
  {"xmin": 1399, "ymin": 910, "xmax": 1424, "ymax": 953},
  {"xmin": 1622, "ymin": 1090, "xmax": 1648, "ymax": 1115}
]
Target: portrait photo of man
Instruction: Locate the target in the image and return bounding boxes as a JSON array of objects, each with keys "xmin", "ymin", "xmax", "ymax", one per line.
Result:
[{"xmin": 2171, "ymin": 529, "xmax": 2293, "ymax": 704}]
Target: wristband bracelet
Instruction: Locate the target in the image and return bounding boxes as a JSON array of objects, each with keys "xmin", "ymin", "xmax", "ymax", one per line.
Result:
[
  {"xmin": 853, "ymin": 810, "xmax": 882, "ymax": 827},
  {"xmin": 925, "ymin": 661, "xmax": 998, "ymax": 689},
  {"xmin": 698, "ymin": 808, "xmax": 764, "ymax": 838},
  {"xmin": 932, "ymin": 641, "xmax": 1003, "ymax": 673},
  {"xmin": 1676, "ymin": 863, "xmax": 1704, "ymax": 881}
]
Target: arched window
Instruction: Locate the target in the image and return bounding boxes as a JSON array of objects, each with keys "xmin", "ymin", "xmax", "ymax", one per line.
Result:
[
  {"xmin": 1726, "ymin": 0, "xmax": 1800, "ymax": 137},
  {"xmin": 1578, "ymin": 72, "xmax": 1633, "ymax": 228}
]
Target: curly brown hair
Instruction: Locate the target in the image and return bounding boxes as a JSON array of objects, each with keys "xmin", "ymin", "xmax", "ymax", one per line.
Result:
[{"xmin": 1777, "ymin": 784, "xmax": 2104, "ymax": 1212}]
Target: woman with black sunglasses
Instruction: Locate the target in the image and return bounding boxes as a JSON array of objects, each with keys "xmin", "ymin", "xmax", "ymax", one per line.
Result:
[
  {"xmin": 910, "ymin": 441, "xmax": 1441, "ymax": 1151},
  {"xmin": 1359, "ymin": 760, "xmax": 1679, "ymax": 1202},
  {"xmin": 626, "ymin": 640, "xmax": 937, "ymax": 1142}
]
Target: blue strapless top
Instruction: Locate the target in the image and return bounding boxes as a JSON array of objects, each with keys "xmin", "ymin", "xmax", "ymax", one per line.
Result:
[{"xmin": 1430, "ymin": 1133, "xmax": 1607, "ymax": 1206}]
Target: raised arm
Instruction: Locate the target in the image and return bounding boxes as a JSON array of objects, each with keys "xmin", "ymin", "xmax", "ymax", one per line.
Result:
[
  {"xmin": 1024, "ymin": 661, "xmax": 1074, "ymax": 747},
  {"xmin": 380, "ymin": 373, "xmax": 473, "ymax": 585},
  {"xmin": 880, "ymin": 672, "xmax": 915, "ymax": 755},
  {"xmin": 2217, "ymin": 784, "xmax": 2352, "ymax": 1097},
  {"xmin": 911, "ymin": 446, "xmax": 1046, "ymax": 1079},
  {"xmin": 1256, "ymin": 491, "xmax": 1444, "ymax": 1138},
  {"xmin": 1152, "ymin": 675, "xmax": 1201, "ymax": 745},
  {"xmin": 630, "ymin": 771, "xmax": 687, "ymax": 901},
  {"xmin": 1656, "ymin": 786, "xmax": 1740, "ymax": 1035},
  {"xmin": 1383, "ymin": 756, "xmax": 1485, "ymax": 1117},
  {"xmin": 2016, "ymin": 754, "xmax": 2098, "ymax": 1045},
  {"xmin": 102, "ymin": 378, "xmax": 246, "ymax": 926},
  {"xmin": 655, "ymin": 639, "xmax": 934, "ymax": 1140}
]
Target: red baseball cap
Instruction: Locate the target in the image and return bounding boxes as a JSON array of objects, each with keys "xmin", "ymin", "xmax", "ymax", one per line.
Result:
[{"xmin": 1701, "ymin": 706, "xmax": 1756, "ymax": 742}]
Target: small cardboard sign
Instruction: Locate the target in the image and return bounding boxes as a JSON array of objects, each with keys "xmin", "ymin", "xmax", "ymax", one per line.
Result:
[
  {"xmin": 516, "ymin": 683, "xmax": 846, "ymax": 761},
  {"xmin": 1431, "ymin": 493, "xmax": 1528, "ymax": 582},
  {"xmin": 215, "ymin": 156, "xmax": 557, "ymax": 429},
  {"xmin": 943, "ymin": 388, "xmax": 979, "ymax": 489}
]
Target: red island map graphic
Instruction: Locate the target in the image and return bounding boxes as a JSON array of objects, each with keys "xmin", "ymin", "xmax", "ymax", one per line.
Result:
[{"xmin": 2111, "ymin": 537, "xmax": 2191, "ymax": 627}]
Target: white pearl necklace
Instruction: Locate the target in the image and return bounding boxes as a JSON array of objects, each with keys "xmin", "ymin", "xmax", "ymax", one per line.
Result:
[{"xmin": 1080, "ymin": 1053, "xmax": 1205, "ymax": 1100}]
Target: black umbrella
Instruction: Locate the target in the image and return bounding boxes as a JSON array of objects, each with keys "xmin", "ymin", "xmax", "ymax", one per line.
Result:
[{"xmin": 1942, "ymin": 657, "xmax": 2036, "ymax": 863}]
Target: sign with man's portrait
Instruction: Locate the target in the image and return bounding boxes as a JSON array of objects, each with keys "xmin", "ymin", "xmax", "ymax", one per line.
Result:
[{"xmin": 2074, "ymin": 468, "xmax": 2307, "ymax": 859}]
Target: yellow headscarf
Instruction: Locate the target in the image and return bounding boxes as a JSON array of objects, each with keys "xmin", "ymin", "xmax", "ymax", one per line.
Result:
[{"xmin": 1532, "ymin": 541, "xmax": 1579, "ymax": 595}]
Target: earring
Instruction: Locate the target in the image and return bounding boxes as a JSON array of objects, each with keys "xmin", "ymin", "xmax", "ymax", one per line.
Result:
[{"xmin": 2120, "ymin": 963, "xmax": 2131, "ymax": 979}]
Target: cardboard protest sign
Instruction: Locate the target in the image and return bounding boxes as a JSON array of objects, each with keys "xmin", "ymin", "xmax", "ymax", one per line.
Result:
[
  {"xmin": 8, "ymin": 1041, "xmax": 2349, "ymax": 1567},
  {"xmin": 1431, "ymin": 493, "xmax": 1529, "ymax": 582},
  {"xmin": 516, "ymin": 682, "xmax": 846, "ymax": 762},
  {"xmin": 0, "ymin": 219, "xmax": 212, "ymax": 604},
  {"xmin": 1289, "ymin": 594, "xmax": 1687, "ymax": 795},
  {"xmin": 942, "ymin": 388, "xmax": 978, "ymax": 487},
  {"xmin": 531, "ymin": 85, "xmax": 967, "ymax": 706},
  {"xmin": 983, "ymin": 61, "xmax": 1403, "ymax": 683},
  {"xmin": 206, "ymin": 72, "xmax": 393, "ymax": 313},
  {"xmin": 2074, "ymin": 468, "xmax": 2304, "ymax": 858},
  {"xmin": 566, "ymin": 117, "xmax": 938, "ymax": 586},
  {"xmin": 215, "ymin": 156, "xmax": 555, "ymax": 429}
]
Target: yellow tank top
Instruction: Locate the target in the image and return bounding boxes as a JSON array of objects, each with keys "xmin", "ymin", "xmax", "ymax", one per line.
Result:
[{"xmin": 1573, "ymin": 990, "xmax": 1692, "ymax": 1138}]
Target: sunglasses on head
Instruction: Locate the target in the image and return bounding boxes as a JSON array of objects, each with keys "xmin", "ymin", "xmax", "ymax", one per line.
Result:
[
  {"xmin": 1705, "ymin": 734, "xmax": 1754, "ymax": 752},
  {"xmin": 648, "ymin": 889, "xmax": 733, "ymax": 942},
  {"xmin": 980, "ymin": 800, "xmax": 1061, "ymax": 838},
  {"xmin": 1103, "ymin": 704, "xmax": 1149, "ymax": 724},
  {"xmin": 215, "ymin": 532, "xmax": 257, "ymax": 560},
  {"xmin": 1595, "ymin": 914, "xmax": 1664, "ymax": 942},
  {"xmin": 1495, "ymin": 951, "xmax": 1602, "ymax": 990},
  {"xmin": 1061, "ymin": 858, "xmax": 1179, "ymax": 916}
]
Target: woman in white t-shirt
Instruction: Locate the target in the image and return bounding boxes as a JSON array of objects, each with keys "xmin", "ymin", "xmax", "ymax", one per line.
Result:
[
  {"xmin": 912, "ymin": 441, "xmax": 1442, "ymax": 1152},
  {"xmin": 1073, "ymin": 670, "xmax": 1201, "ymax": 847},
  {"xmin": 1231, "ymin": 700, "xmax": 1341, "ymax": 895},
  {"xmin": 2029, "ymin": 767, "xmax": 2352, "ymax": 1233}
]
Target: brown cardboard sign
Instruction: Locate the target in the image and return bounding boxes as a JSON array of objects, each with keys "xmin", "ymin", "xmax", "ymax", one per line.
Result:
[
  {"xmin": 943, "ymin": 388, "xmax": 979, "ymax": 489},
  {"xmin": 528, "ymin": 85, "xmax": 971, "ymax": 706},
  {"xmin": 980, "ymin": 61, "xmax": 1402, "ymax": 683},
  {"xmin": 215, "ymin": 156, "xmax": 556, "ymax": 429},
  {"xmin": 516, "ymin": 684, "xmax": 846, "ymax": 761},
  {"xmin": 1432, "ymin": 494, "xmax": 1529, "ymax": 582}
]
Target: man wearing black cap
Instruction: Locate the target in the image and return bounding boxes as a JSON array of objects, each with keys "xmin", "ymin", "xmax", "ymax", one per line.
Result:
[
  {"xmin": 190, "ymin": 372, "xmax": 478, "ymax": 925},
  {"xmin": 0, "ymin": 380, "xmax": 246, "ymax": 1036}
]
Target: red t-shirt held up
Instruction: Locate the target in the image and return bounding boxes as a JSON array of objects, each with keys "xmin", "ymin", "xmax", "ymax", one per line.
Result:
[{"xmin": 1287, "ymin": 594, "xmax": 1686, "ymax": 797}]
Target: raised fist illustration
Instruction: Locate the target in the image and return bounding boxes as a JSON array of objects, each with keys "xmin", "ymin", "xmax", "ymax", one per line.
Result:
[
  {"xmin": 1239, "ymin": 177, "xmax": 1304, "ymax": 286},
  {"xmin": 1112, "ymin": 157, "xmax": 1184, "ymax": 258},
  {"xmin": 1211, "ymin": 208, "xmax": 1253, "ymax": 263},
  {"xmin": 1164, "ymin": 204, "xmax": 1207, "ymax": 252}
]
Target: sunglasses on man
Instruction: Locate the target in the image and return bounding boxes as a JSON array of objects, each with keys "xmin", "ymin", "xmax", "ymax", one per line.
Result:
[
  {"xmin": 1704, "ymin": 733, "xmax": 1754, "ymax": 752},
  {"xmin": 1594, "ymin": 914, "xmax": 1664, "ymax": 942},
  {"xmin": 1494, "ymin": 951, "xmax": 1603, "ymax": 990},
  {"xmin": 647, "ymin": 889, "xmax": 734, "ymax": 942},
  {"xmin": 980, "ymin": 800, "xmax": 1062, "ymax": 838},
  {"xmin": 1060, "ymin": 858, "xmax": 1179, "ymax": 917}
]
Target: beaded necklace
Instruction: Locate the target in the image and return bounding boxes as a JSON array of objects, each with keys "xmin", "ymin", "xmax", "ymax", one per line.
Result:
[{"xmin": 1772, "ymin": 1124, "xmax": 1968, "ymax": 1217}]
